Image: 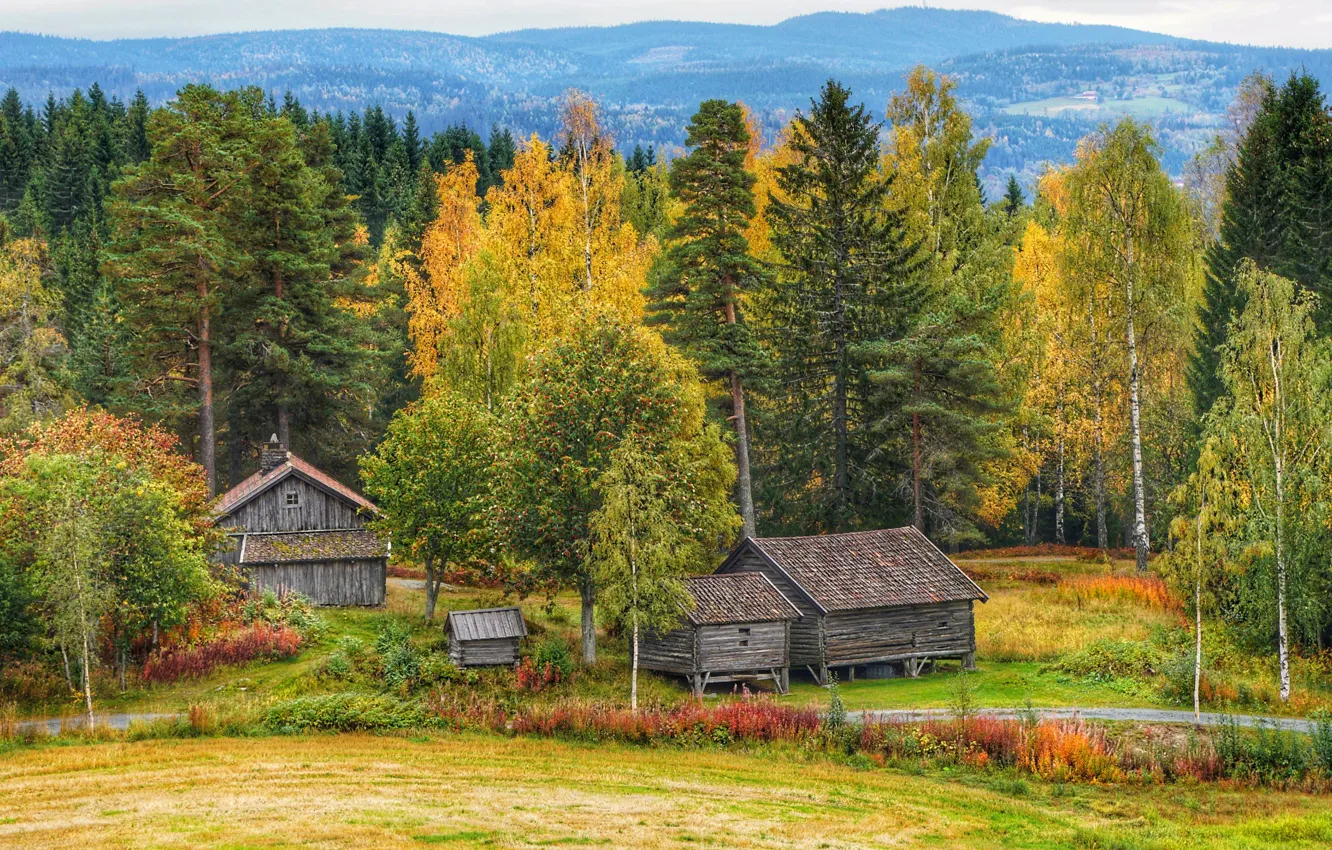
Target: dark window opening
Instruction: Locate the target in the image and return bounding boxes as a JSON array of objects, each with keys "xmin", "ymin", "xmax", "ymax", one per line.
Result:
[
  {"xmin": 739, "ymin": 640, "xmax": 749, "ymax": 647},
  {"xmin": 285, "ymin": 491, "xmax": 300, "ymax": 508},
  {"xmin": 738, "ymin": 627, "xmax": 751, "ymax": 635}
]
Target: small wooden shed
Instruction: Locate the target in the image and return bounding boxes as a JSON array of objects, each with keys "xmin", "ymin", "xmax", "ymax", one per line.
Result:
[
  {"xmin": 445, "ymin": 606, "xmax": 528, "ymax": 667},
  {"xmin": 714, "ymin": 527, "xmax": 988, "ymax": 684},
  {"xmin": 640, "ymin": 572, "xmax": 801, "ymax": 696}
]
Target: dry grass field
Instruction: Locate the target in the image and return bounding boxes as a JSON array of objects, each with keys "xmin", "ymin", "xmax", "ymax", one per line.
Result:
[{"xmin": 3, "ymin": 734, "xmax": 1332, "ymax": 849}]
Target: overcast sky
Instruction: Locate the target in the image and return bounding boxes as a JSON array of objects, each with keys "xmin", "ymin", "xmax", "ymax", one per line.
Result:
[{"xmin": 3, "ymin": 1, "xmax": 1329, "ymax": 49}]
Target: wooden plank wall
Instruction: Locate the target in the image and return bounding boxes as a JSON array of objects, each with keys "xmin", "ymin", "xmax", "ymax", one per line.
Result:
[
  {"xmin": 450, "ymin": 637, "xmax": 520, "ymax": 667},
  {"xmin": 639, "ymin": 625, "xmax": 697, "ymax": 674},
  {"xmin": 697, "ymin": 621, "xmax": 787, "ymax": 673},
  {"xmin": 228, "ymin": 477, "xmax": 367, "ymax": 533},
  {"xmin": 716, "ymin": 549, "xmax": 822, "ymax": 666},
  {"xmin": 823, "ymin": 600, "xmax": 974, "ymax": 666},
  {"xmin": 247, "ymin": 559, "xmax": 386, "ymax": 606}
]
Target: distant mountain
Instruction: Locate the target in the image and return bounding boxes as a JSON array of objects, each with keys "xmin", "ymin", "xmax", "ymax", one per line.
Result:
[{"xmin": 1, "ymin": 7, "xmax": 1328, "ymax": 193}]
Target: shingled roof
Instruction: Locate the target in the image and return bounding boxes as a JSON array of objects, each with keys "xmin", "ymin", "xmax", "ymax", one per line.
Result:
[
  {"xmin": 214, "ymin": 451, "xmax": 377, "ymax": 518},
  {"xmin": 445, "ymin": 607, "xmax": 528, "ymax": 642},
  {"xmin": 238, "ymin": 530, "xmax": 387, "ymax": 564},
  {"xmin": 684, "ymin": 573, "xmax": 800, "ymax": 625},
  {"xmin": 738, "ymin": 527, "xmax": 987, "ymax": 613}
]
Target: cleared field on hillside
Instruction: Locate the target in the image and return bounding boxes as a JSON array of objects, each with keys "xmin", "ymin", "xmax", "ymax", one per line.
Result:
[
  {"xmin": 1002, "ymin": 96, "xmax": 1196, "ymax": 117},
  {"xmin": 2, "ymin": 734, "xmax": 1331, "ymax": 849}
]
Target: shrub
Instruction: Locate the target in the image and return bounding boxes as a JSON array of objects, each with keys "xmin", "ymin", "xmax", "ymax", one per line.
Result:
[
  {"xmin": 515, "ymin": 657, "xmax": 563, "ymax": 692},
  {"xmin": 142, "ymin": 623, "xmax": 302, "ymax": 683},
  {"xmin": 265, "ymin": 692, "xmax": 432, "ymax": 732},
  {"xmin": 1312, "ymin": 711, "xmax": 1332, "ymax": 772},
  {"xmin": 533, "ymin": 637, "xmax": 575, "ymax": 680},
  {"xmin": 318, "ymin": 652, "xmax": 353, "ymax": 681},
  {"xmin": 1055, "ymin": 639, "xmax": 1165, "ymax": 682},
  {"xmin": 239, "ymin": 589, "xmax": 325, "ymax": 639},
  {"xmin": 0, "ymin": 659, "xmax": 69, "ymax": 703}
]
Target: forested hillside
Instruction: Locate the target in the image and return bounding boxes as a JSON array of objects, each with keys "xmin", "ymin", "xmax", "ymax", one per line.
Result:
[{"xmin": 2, "ymin": 8, "xmax": 1329, "ymax": 195}]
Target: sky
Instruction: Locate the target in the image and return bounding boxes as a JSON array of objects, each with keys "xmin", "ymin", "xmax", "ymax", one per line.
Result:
[{"xmin": 2, "ymin": 1, "xmax": 1329, "ymax": 49}]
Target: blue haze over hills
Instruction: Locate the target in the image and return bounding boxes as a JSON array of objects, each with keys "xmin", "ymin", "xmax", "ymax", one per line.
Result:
[{"xmin": 1, "ymin": 7, "xmax": 1328, "ymax": 191}]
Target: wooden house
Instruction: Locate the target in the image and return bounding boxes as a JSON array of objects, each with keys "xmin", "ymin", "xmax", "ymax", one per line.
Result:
[
  {"xmin": 445, "ymin": 606, "xmax": 528, "ymax": 667},
  {"xmin": 214, "ymin": 436, "xmax": 388, "ymax": 606},
  {"xmin": 640, "ymin": 572, "xmax": 801, "ymax": 696},
  {"xmin": 714, "ymin": 527, "xmax": 987, "ymax": 684}
]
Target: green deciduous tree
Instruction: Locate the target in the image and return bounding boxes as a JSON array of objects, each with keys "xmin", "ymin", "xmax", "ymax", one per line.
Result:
[
  {"xmin": 498, "ymin": 313, "xmax": 737, "ymax": 664},
  {"xmin": 590, "ymin": 439, "xmax": 698, "ymax": 710},
  {"xmin": 1210, "ymin": 262, "xmax": 1332, "ymax": 701},
  {"xmin": 361, "ymin": 391, "xmax": 498, "ymax": 621}
]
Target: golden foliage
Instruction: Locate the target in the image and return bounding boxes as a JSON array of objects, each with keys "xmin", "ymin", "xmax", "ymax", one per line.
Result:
[{"xmin": 405, "ymin": 156, "xmax": 482, "ymax": 378}]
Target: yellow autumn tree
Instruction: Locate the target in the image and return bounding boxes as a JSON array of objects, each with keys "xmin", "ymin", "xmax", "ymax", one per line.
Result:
[
  {"xmin": 405, "ymin": 155, "xmax": 482, "ymax": 379},
  {"xmin": 0, "ymin": 235, "xmax": 75, "ymax": 432},
  {"xmin": 557, "ymin": 90, "xmax": 653, "ymax": 325},
  {"xmin": 483, "ymin": 135, "xmax": 581, "ymax": 340}
]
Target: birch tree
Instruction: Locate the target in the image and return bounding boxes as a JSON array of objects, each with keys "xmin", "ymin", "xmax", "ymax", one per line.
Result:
[
  {"xmin": 1063, "ymin": 120, "xmax": 1191, "ymax": 570},
  {"xmin": 1215, "ymin": 262, "xmax": 1332, "ymax": 701},
  {"xmin": 589, "ymin": 439, "xmax": 695, "ymax": 710}
]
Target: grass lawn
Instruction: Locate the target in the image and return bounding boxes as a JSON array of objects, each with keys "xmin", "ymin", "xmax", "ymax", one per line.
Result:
[
  {"xmin": 785, "ymin": 661, "xmax": 1159, "ymax": 711},
  {"xmin": 2, "ymin": 734, "xmax": 1331, "ymax": 849}
]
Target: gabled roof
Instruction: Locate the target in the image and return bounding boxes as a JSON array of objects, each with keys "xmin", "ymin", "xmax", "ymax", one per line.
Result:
[
  {"xmin": 214, "ymin": 452, "xmax": 377, "ymax": 518},
  {"xmin": 729, "ymin": 527, "xmax": 987, "ymax": 613},
  {"xmin": 239, "ymin": 530, "xmax": 387, "ymax": 564},
  {"xmin": 445, "ymin": 606, "xmax": 528, "ymax": 642},
  {"xmin": 685, "ymin": 572, "xmax": 800, "ymax": 625}
]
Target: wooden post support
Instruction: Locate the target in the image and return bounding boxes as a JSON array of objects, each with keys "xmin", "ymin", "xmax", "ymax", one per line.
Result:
[{"xmin": 962, "ymin": 652, "xmax": 976, "ymax": 671}]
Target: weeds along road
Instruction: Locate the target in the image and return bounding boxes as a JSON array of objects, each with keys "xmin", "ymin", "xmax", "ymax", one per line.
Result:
[{"xmin": 855, "ymin": 707, "xmax": 1317, "ymax": 732}]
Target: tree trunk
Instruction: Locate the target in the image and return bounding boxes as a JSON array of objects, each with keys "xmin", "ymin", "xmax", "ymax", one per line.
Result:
[
  {"xmin": 1275, "ymin": 459, "xmax": 1290, "ymax": 702},
  {"xmin": 579, "ymin": 577, "xmax": 596, "ymax": 665},
  {"xmin": 724, "ymin": 301, "xmax": 756, "ymax": 539},
  {"xmin": 1194, "ymin": 499, "xmax": 1204, "ymax": 722},
  {"xmin": 74, "ymin": 569, "xmax": 95, "ymax": 730},
  {"xmin": 277, "ymin": 405, "xmax": 290, "ymax": 449},
  {"xmin": 197, "ymin": 277, "xmax": 216, "ymax": 496},
  {"xmin": 912, "ymin": 410, "xmax": 924, "ymax": 532},
  {"xmin": 1055, "ymin": 431, "xmax": 1066, "ymax": 546},
  {"xmin": 1125, "ymin": 303, "xmax": 1149, "ymax": 572},
  {"xmin": 631, "ymin": 619, "xmax": 639, "ymax": 713},
  {"xmin": 60, "ymin": 640, "xmax": 73, "ymax": 690},
  {"xmin": 424, "ymin": 559, "xmax": 440, "ymax": 621}
]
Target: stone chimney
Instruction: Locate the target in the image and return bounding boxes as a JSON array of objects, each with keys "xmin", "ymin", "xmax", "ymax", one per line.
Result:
[{"xmin": 259, "ymin": 434, "xmax": 289, "ymax": 475}]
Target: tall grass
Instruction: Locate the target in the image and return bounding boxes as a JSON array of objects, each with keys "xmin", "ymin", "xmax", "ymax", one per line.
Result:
[
  {"xmin": 1057, "ymin": 574, "xmax": 1182, "ymax": 612},
  {"xmin": 142, "ymin": 623, "xmax": 303, "ymax": 683}
]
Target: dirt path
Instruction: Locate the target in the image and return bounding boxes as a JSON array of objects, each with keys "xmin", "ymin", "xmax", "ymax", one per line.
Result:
[{"xmin": 854, "ymin": 706, "xmax": 1317, "ymax": 732}]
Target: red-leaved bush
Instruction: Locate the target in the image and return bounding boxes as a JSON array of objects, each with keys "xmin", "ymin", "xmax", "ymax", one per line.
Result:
[
  {"xmin": 142, "ymin": 624, "xmax": 303, "ymax": 683},
  {"xmin": 514, "ymin": 658, "xmax": 563, "ymax": 692}
]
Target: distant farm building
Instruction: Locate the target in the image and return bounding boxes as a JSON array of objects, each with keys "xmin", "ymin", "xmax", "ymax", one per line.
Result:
[
  {"xmin": 214, "ymin": 437, "xmax": 388, "ymax": 606},
  {"xmin": 714, "ymin": 527, "xmax": 987, "ymax": 684},
  {"xmin": 641, "ymin": 572, "xmax": 801, "ymax": 696},
  {"xmin": 445, "ymin": 607, "xmax": 528, "ymax": 667}
]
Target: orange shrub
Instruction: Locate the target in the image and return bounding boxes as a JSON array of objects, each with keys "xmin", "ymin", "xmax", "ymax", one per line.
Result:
[{"xmin": 1058, "ymin": 574, "xmax": 1182, "ymax": 612}]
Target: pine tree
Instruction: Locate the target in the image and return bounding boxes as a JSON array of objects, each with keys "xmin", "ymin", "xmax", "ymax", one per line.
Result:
[
  {"xmin": 646, "ymin": 99, "xmax": 764, "ymax": 538},
  {"xmin": 759, "ymin": 80, "xmax": 918, "ymax": 532}
]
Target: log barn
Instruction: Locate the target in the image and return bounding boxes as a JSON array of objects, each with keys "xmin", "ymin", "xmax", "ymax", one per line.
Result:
[
  {"xmin": 214, "ymin": 436, "xmax": 388, "ymax": 606},
  {"xmin": 640, "ymin": 572, "xmax": 801, "ymax": 696},
  {"xmin": 445, "ymin": 607, "xmax": 528, "ymax": 667},
  {"xmin": 714, "ymin": 527, "xmax": 987, "ymax": 684}
]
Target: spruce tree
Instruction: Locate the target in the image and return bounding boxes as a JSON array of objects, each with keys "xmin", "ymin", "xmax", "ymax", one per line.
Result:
[
  {"xmin": 1002, "ymin": 174, "xmax": 1025, "ymax": 217},
  {"xmin": 759, "ymin": 80, "xmax": 917, "ymax": 532},
  {"xmin": 646, "ymin": 99, "xmax": 763, "ymax": 537}
]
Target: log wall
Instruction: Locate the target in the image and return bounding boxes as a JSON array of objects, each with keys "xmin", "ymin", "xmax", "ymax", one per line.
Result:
[
  {"xmin": 639, "ymin": 626, "xmax": 696, "ymax": 674},
  {"xmin": 450, "ymin": 637, "xmax": 520, "ymax": 667},
  {"xmin": 246, "ymin": 559, "xmax": 386, "ymax": 607},
  {"xmin": 698, "ymin": 621, "xmax": 787, "ymax": 672},
  {"xmin": 823, "ymin": 600, "xmax": 974, "ymax": 666}
]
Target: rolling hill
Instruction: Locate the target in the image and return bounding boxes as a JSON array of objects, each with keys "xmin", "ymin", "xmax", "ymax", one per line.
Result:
[{"xmin": 1, "ymin": 7, "xmax": 1328, "ymax": 192}]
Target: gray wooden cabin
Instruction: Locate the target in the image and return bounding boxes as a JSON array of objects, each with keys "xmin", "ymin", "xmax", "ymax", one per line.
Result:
[
  {"xmin": 445, "ymin": 607, "xmax": 528, "ymax": 667},
  {"xmin": 640, "ymin": 572, "xmax": 801, "ymax": 696},
  {"xmin": 714, "ymin": 527, "xmax": 987, "ymax": 684},
  {"xmin": 214, "ymin": 437, "xmax": 388, "ymax": 606}
]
